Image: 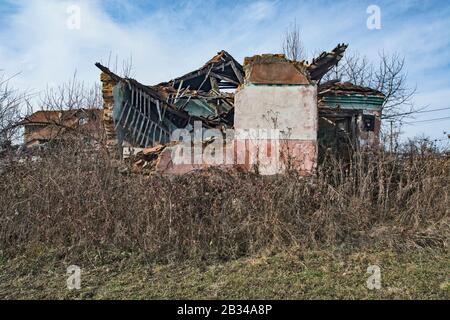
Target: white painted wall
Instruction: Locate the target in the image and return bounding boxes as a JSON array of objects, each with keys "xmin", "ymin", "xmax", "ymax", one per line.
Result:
[{"xmin": 234, "ymin": 85, "xmax": 318, "ymax": 140}]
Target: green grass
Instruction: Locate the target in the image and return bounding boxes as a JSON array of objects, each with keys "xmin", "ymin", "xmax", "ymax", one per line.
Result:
[{"xmin": 0, "ymin": 248, "xmax": 448, "ymax": 299}]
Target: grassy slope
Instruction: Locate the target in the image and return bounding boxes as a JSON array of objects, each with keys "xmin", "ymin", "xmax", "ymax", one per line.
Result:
[{"xmin": 0, "ymin": 248, "xmax": 448, "ymax": 300}]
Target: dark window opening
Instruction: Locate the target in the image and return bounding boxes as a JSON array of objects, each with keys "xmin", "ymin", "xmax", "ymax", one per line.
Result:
[{"xmin": 363, "ymin": 115, "xmax": 375, "ymax": 132}]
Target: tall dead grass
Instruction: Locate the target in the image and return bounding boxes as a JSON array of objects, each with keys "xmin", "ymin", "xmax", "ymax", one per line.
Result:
[{"xmin": 0, "ymin": 139, "xmax": 448, "ymax": 262}]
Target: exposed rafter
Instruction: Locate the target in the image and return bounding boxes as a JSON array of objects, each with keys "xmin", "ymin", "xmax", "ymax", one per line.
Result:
[
  {"xmin": 159, "ymin": 50, "xmax": 244, "ymax": 92},
  {"xmin": 306, "ymin": 43, "xmax": 348, "ymax": 81}
]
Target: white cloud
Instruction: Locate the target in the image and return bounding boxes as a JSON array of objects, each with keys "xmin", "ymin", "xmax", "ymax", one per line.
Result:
[
  {"xmin": 1, "ymin": 0, "xmax": 168, "ymax": 88},
  {"xmin": 244, "ymin": 1, "xmax": 276, "ymax": 22}
]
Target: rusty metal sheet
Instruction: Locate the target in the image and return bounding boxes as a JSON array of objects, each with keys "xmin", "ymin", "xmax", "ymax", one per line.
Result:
[{"xmin": 247, "ymin": 63, "xmax": 310, "ymax": 85}]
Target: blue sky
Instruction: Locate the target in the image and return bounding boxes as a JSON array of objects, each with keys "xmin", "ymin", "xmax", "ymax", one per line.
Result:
[{"xmin": 0, "ymin": 0, "xmax": 449, "ymax": 144}]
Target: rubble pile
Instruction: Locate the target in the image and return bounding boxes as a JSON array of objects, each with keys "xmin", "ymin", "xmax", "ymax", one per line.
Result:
[{"xmin": 126, "ymin": 144, "xmax": 167, "ymax": 174}]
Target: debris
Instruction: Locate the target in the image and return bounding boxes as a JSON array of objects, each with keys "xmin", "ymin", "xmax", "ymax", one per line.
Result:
[{"xmin": 143, "ymin": 144, "xmax": 165, "ymax": 156}]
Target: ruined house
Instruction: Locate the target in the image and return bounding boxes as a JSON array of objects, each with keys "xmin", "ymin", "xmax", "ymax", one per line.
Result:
[
  {"xmin": 318, "ymin": 81, "xmax": 385, "ymax": 159},
  {"xmin": 95, "ymin": 43, "xmax": 385, "ymax": 174},
  {"xmin": 20, "ymin": 108, "xmax": 102, "ymax": 148}
]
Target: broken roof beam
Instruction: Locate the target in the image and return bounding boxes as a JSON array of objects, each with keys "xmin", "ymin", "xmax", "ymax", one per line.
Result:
[
  {"xmin": 160, "ymin": 50, "xmax": 244, "ymax": 92},
  {"xmin": 210, "ymin": 72, "xmax": 240, "ymax": 86},
  {"xmin": 307, "ymin": 43, "xmax": 348, "ymax": 81},
  {"xmin": 95, "ymin": 63, "xmax": 196, "ymax": 124}
]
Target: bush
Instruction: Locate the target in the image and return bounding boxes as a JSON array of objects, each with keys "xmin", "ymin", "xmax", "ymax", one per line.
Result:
[{"xmin": 0, "ymin": 139, "xmax": 448, "ymax": 262}]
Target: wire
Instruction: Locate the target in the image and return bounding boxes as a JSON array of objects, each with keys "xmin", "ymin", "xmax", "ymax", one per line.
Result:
[
  {"xmin": 414, "ymin": 107, "xmax": 450, "ymax": 114},
  {"xmin": 402, "ymin": 116, "xmax": 450, "ymax": 125},
  {"xmin": 382, "ymin": 107, "xmax": 450, "ymax": 119}
]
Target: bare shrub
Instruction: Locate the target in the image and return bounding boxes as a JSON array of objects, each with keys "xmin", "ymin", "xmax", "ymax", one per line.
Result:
[
  {"xmin": 0, "ymin": 72, "xmax": 27, "ymax": 148},
  {"xmin": 0, "ymin": 139, "xmax": 448, "ymax": 262},
  {"xmin": 40, "ymin": 73, "xmax": 102, "ymax": 112}
]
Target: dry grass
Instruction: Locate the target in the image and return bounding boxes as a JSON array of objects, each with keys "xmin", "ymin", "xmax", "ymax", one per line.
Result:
[
  {"xmin": 0, "ymin": 247, "xmax": 448, "ymax": 299},
  {"xmin": 0, "ymin": 138, "xmax": 448, "ymax": 264}
]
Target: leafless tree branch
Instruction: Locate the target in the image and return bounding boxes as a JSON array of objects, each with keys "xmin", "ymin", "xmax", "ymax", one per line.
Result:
[
  {"xmin": 39, "ymin": 71, "xmax": 102, "ymax": 112},
  {"xmin": 282, "ymin": 20, "xmax": 304, "ymax": 61},
  {"xmin": 322, "ymin": 50, "xmax": 417, "ymax": 118},
  {"xmin": 0, "ymin": 72, "xmax": 26, "ymax": 148}
]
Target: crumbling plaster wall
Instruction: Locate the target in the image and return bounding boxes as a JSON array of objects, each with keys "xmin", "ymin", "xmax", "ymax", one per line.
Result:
[
  {"xmin": 234, "ymin": 85, "xmax": 317, "ymax": 140},
  {"xmin": 234, "ymin": 84, "xmax": 318, "ymax": 175},
  {"xmin": 357, "ymin": 110, "xmax": 382, "ymax": 147}
]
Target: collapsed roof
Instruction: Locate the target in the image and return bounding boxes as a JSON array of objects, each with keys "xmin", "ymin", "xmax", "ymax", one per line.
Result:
[
  {"xmin": 319, "ymin": 80, "xmax": 385, "ymax": 98},
  {"xmin": 159, "ymin": 50, "xmax": 244, "ymax": 92},
  {"xmin": 20, "ymin": 108, "xmax": 102, "ymax": 125},
  {"xmin": 318, "ymin": 80, "xmax": 385, "ymax": 111},
  {"xmin": 94, "ymin": 44, "xmax": 349, "ymax": 149},
  {"xmin": 98, "ymin": 43, "xmax": 348, "ymax": 114},
  {"xmin": 21, "ymin": 108, "xmax": 103, "ymax": 147}
]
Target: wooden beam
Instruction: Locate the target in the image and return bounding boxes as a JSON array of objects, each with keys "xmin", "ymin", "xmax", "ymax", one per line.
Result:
[
  {"xmin": 210, "ymin": 72, "xmax": 240, "ymax": 85},
  {"xmin": 230, "ymin": 60, "xmax": 244, "ymax": 84}
]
